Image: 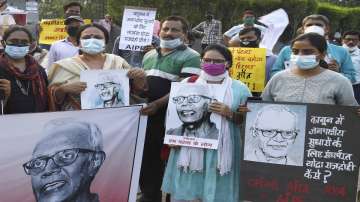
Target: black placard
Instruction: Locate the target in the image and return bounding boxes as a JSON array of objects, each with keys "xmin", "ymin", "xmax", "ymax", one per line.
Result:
[{"xmin": 241, "ymin": 101, "xmax": 360, "ymax": 202}]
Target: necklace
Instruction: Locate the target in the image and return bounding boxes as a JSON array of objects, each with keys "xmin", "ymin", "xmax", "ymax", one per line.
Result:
[{"xmin": 15, "ymin": 78, "xmax": 30, "ymax": 96}]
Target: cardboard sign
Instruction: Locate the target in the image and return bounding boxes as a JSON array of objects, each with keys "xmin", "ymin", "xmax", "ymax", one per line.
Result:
[
  {"xmin": 229, "ymin": 47, "xmax": 266, "ymax": 92},
  {"xmin": 119, "ymin": 6, "xmax": 156, "ymax": 51},
  {"xmin": 39, "ymin": 19, "xmax": 91, "ymax": 45}
]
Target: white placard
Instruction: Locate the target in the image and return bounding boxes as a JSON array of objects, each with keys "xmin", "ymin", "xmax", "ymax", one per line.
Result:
[
  {"xmin": 164, "ymin": 82, "xmax": 225, "ymax": 149},
  {"xmin": 80, "ymin": 70, "xmax": 130, "ymax": 109},
  {"xmin": 119, "ymin": 6, "xmax": 156, "ymax": 52}
]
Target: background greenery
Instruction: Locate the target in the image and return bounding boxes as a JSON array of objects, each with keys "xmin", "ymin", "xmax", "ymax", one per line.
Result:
[{"xmin": 40, "ymin": 0, "xmax": 360, "ymax": 42}]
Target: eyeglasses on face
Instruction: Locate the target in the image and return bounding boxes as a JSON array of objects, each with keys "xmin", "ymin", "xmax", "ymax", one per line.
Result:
[
  {"xmin": 95, "ymin": 82, "xmax": 117, "ymax": 90},
  {"xmin": 23, "ymin": 148, "xmax": 96, "ymax": 176},
  {"xmin": 172, "ymin": 95, "xmax": 212, "ymax": 105},
  {"xmin": 254, "ymin": 128, "xmax": 298, "ymax": 140},
  {"xmin": 201, "ymin": 58, "xmax": 226, "ymax": 64}
]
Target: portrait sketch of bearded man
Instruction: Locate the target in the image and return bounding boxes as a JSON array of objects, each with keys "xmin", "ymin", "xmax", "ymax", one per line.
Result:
[{"xmin": 244, "ymin": 104, "xmax": 306, "ymax": 166}]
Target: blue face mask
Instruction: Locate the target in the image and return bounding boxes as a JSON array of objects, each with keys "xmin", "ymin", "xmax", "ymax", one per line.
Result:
[
  {"xmin": 160, "ymin": 38, "xmax": 182, "ymax": 49},
  {"xmin": 5, "ymin": 45, "xmax": 29, "ymax": 59},
  {"xmin": 80, "ymin": 38, "xmax": 105, "ymax": 55},
  {"xmin": 290, "ymin": 54, "xmax": 319, "ymax": 70}
]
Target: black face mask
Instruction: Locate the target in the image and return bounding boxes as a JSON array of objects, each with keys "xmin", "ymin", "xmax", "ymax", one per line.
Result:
[
  {"xmin": 67, "ymin": 26, "xmax": 79, "ymax": 37},
  {"xmin": 239, "ymin": 40, "xmax": 259, "ymax": 48}
]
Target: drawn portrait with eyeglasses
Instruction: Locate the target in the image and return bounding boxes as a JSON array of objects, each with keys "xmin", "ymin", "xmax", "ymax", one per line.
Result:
[
  {"xmin": 166, "ymin": 84, "xmax": 219, "ymax": 140},
  {"xmin": 23, "ymin": 119, "xmax": 106, "ymax": 202},
  {"xmin": 80, "ymin": 70, "xmax": 129, "ymax": 109},
  {"xmin": 244, "ymin": 104, "xmax": 306, "ymax": 166}
]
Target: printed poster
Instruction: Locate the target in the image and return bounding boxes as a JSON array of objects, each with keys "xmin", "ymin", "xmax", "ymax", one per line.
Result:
[
  {"xmin": 0, "ymin": 106, "xmax": 147, "ymax": 202},
  {"xmin": 164, "ymin": 82, "xmax": 225, "ymax": 149},
  {"xmin": 241, "ymin": 101, "xmax": 360, "ymax": 202}
]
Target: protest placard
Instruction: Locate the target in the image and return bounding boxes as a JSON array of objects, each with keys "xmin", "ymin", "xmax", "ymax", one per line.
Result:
[
  {"xmin": 241, "ymin": 101, "xmax": 360, "ymax": 202},
  {"xmin": 0, "ymin": 106, "xmax": 147, "ymax": 202},
  {"xmin": 119, "ymin": 6, "xmax": 156, "ymax": 52},
  {"xmin": 164, "ymin": 82, "xmax": 225, "ymax": 149},
  {"xmin": 229, "ymin": 47, "xmax": 266, "ymax": 92},
  {"xmin": 39, "ymin": 19, "xmax": 91, "ymax": 45}
]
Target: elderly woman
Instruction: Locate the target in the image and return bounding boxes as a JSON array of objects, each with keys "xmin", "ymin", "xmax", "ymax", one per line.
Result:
[
  {"xmin": 0, "ymin": 25, "xmax": 48, "ymax": 114},
  {"xmin": 48, "ymin": 24, "xmax": 146, "ymax": 110},
  {"xmin": 162, "ymin": 44, "xmax": 251, "ymax": 202}
]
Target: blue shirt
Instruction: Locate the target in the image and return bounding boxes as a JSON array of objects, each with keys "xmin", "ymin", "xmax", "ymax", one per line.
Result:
[{"xmin": 270, "ymin": 43, "xmax": 356, "ymax": 83}]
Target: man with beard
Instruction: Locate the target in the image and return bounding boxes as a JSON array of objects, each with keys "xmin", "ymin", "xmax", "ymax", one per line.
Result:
[
  {"xmin": 47, "ymin": 16, "xmax": 84, "ymax": 69},
  {"xmin": 94, "ymin": 74, "xmax": 124, "ymax": 108},
  {"xmin": 245, "ymin": 105, "xmax": 300, "ymax": 166},
  {"xmin": 229, "ymin": 27, "xmax": 277, "ymax": 84},
  {"xmin": 167, "ymin": 85, "xmax": 218, "ymax": 139},
  {"xmin": 140, "ymin": 15, "xmax": 201, "ymax": 202},
  {"xmin": 23, "ymin": 119, "xmax": 106, "ymax": 202}
]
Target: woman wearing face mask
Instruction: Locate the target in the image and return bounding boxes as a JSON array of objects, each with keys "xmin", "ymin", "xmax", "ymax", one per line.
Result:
[
  {"xmin": 48, "ymin": 24, "xmax": 146, "ymax": 111},
  {"xmin": 262, "ymin": 33, "xmax": 358, "ymax": 106},
  {"xmin": 162, "ymin": 44, "xmax": 251, "ymax": 202},
  {"xmin": 0, "ymin": 25, "xmax": 48, "ymax": 114}
]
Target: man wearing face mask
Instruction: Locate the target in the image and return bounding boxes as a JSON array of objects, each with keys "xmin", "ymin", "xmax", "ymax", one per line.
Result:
[
  {"xmin": 229, "ymin": 27, "xmax": 277, "ymax": 84},
  {"xmin": 139, "ymin": 15, "xmax": 201, "ymax": 202},
  {"xmin": 223, "ymin": 10, "xmax": 266, "ymax": 46},
  {"xmin": 0, "ymin": 0, "xmax": 16, "ymax": 51},
  {"xmin": 47, "ymin": 16, "xmax": 84, "ymax": 70},
  {"xmin": 192, "ymin": 12, "xmax": 222, "ymax": 50},
  {"xmin": 270, "ymin": 14, "xmax": 356, "ymax": 84},
  {"xmin": 342, "ymin": 30, "xmax": 360, "ymax": 104}
]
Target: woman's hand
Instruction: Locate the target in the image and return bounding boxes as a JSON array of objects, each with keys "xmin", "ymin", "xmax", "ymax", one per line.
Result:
[
  {"xmin": 128, "ymin": 68, "xmax": 147, "ymax": 92},
  {"xmin": 208, "ymin": 101, "xmax": 232, "ymax": 118},
  {"xmin": 0, "ymin": 79, "xmax": 11, "ymax": 99},
  {"xmin": 237, "ymin": 104, "xmax": 250, "ymax": 114},
  {"xmin": 59, "ymin": 81, "xmax": 87, "ymax": 95}
]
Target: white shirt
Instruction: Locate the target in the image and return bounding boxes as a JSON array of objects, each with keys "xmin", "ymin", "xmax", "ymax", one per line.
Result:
[
  {"xmin": 348, "ymin": 47, "xmax": 360, "ymax": 84},
  {"xmin": 47, "ymin": 37, "xmax": 79, "ymax": 69},
  {"xmin": 224, "ymin": 23, "xmax": 267, "ymax": 40}
]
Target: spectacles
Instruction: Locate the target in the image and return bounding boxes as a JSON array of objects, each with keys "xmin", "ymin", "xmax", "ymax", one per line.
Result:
[
  {"xmin": 172, "ymin": 95, "xmax": 213, "ymax": 104},
  {"xmin": 23, "ymin": 148, "xmax": 97, "ymax": 176},
  {"xmin": 254, "ymin": 128, "xmax": 298, "ymax": 140},
  {"xmin": 201, "ymin": 58, "xmax": 226, "ymax": 64},
  {"xmin": 95, "ymin": 82, "xmax": 117, "ymax": 90},
  {"xmin": 5, "ymin": 41, "xmax": 30, "ymax": 47}
]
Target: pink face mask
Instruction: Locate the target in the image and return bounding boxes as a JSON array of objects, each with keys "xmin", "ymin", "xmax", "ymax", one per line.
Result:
[{"xmin": 201, "ymin": 63, "xmax": 226, "ymax": 76}]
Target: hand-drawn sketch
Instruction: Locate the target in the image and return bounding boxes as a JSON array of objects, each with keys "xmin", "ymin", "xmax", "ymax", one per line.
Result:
[
  {"xmin": 80, "ymin": 70, "xmax": 129, "ymax": 109},
  {"xmin": 167, "ymin": 84, "xmax": 219, "ymax": 140},
  {"xmin": 23, "ymin": 119, "xmax": 106, "ymax": 202},
  {"xmin": 244, "ymin": 104, "xmax": 306, "ymax": 166}
]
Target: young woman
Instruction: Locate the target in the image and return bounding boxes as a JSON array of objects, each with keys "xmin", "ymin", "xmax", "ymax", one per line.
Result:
[
  {"xmin": 162, "ymin": 44, "xmax": 251, "ymax": 202},
  {"xmin": 0, "ymin": 25, "xmax": 48, "ymax": 114},
  {"xmin": 48, "ymin": 24, "xmax": 146, "ymax": 110},
  {"xmin": 262, "ymin": 32, "xmax": 358, "ymax": 106}
]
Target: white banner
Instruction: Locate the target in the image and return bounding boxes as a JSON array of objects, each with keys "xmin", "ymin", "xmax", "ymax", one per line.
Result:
[
  {"xmin": 119, "ymin": 6, "xmax": 156, "ymax": 52},
  {"xmin": 0, "ymin": 106, "xmax": 147, "ymax": 202}
]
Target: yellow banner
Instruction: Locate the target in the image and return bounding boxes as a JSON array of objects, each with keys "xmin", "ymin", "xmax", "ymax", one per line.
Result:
[
  {"xmin": 229, "ymin": 47, "xmax": 266, "ymax": 92},
  {"xmin": 39, "ymin": 19, "xmax": 91, "ymax": 45}
]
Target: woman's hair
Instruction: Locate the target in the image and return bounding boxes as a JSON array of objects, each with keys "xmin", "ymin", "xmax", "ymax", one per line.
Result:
[
  {"xmin": 76, "ymin": 23, "xmax": 109, "ymax": 45},
  {"xmin": 290, "ymin": 33, "xmax": 328, "ymax": 68},
  {"xmin": 3, "ymin": 25, "xmax": 34, "ymax": 42},
  {"xmin": 201, "ymin": 44, "xmax": 233, "ymax": 67}
]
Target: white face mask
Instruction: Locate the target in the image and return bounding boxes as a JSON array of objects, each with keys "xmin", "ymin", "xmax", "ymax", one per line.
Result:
[
  {"xmin": 80, "ymin": 38, "xmax": 105, "ymax": 55},
  {"xmin": 304, "ymin": 26, "xmax": 325, "ymax": 36},
  {"xmin": 342, "ymin": 44, "xmax": 358, "ymax": 52},
  {"xmin": 5, "ymin": 45, "xmax": 29, "ymax": 59},
  {"xmin": 160, "ymin": 38, "xmax": 182, "ymax": 49},
  {"xmin": 290, "ymin": 54, "xmax": 319, "ymax": 70}
]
